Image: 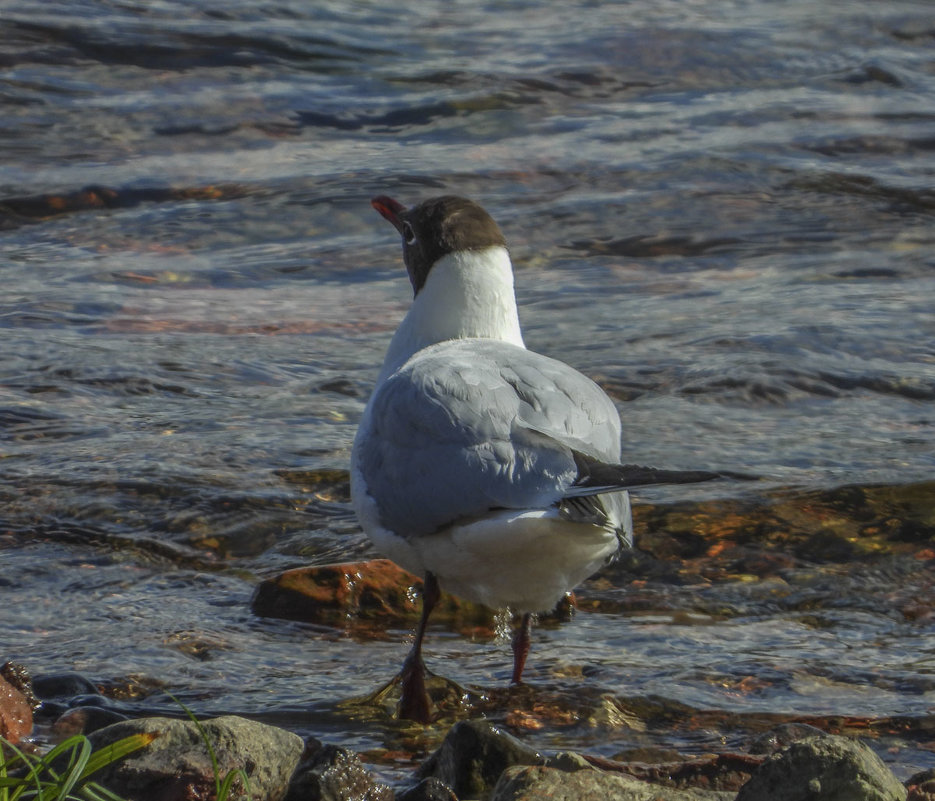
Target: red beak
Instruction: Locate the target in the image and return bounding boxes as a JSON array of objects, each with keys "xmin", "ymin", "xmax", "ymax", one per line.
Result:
[{"xmin": 371, "ymin": 195, "xmax": 407, "ymax": 234}]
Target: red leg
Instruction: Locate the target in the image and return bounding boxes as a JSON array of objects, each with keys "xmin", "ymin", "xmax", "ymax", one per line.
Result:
[
  {"xmin": 511, "ymin": 613, "xmax": 533, "ymax": 685},
  {"xmin": 398, "ymin": 571, "xmax": 441, "ymax": 723}
]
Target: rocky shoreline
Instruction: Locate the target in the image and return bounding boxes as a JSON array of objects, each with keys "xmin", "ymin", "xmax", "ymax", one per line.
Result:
[
  {"xmin": 4, "ymin": 483, "xmax": 934, "ymax": 800},
  {"xmin": 2, "ymin": 663, "xmax": 931, "ymax": 801}
]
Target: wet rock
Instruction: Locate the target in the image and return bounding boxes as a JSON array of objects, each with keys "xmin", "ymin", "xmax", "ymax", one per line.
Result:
[
  {"xmin": 497, "ymin": 684, "xmax": 647, "ymax": 733},
  {"xmin": 51, "ymin": 705, "xmax": 129, "ymax": 737},
  {"xmin": 588, "ymin": 752, "xmax": 762, "ymax": 793},
  {"xmin": 544, "ymin": 751, "xmax": 593, "ymax": 772},
  {"xmin": 284, "ymin": 743, "xmax": 393, "ymax": 801},
  {"xmin": 1, "ymin": 662, "xmax": 39, "ymax": 710},
  {"xmin": 736, "ymin": 735, "xmax": 907, "ymax": 801},
  {"xmin": 395, "ymin": 777, "xmax": 459, "ymax": 801},
  {"xmin": 0, "ymin": 674, "xmax": 32, "ymax": 745},
  {"xmin": 251, "ymin": 559, "xmax": 493, "ymax": 632},
  {"xmin": 603, "ymin": 480, "xmax": 935, "ymax": 591},
  {"xmin": 749, "ymin": 722, "xmax": 829, "ymax": 754},
  {"xmin": 490, "ymin": 763, "xmax": 736, "ymax": 801},
  {"xmin": 418, "ymin": 720, "xmax": 541, "ymax": 799},
  {"xmin": 365, "ymin": 664, "xmax": 474, "ymax": 723},
  {"xmin": 86, "ymin": 715, "xmax": 303, "ymax": 801},
  {"xmin": 907, "ymin": 769, "xmax": 935, "ymax": 801},
  {"xmin": 32, "ymin": 671, "xmax": 100, "ymax": 700}
]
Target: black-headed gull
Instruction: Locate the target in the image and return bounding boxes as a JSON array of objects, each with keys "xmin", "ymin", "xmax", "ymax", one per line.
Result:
[{"xmin": 352, "ymin": 195, "xmax": 722, "ymax": 721}]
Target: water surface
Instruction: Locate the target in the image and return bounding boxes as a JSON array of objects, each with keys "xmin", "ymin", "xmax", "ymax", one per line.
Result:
[{"xmin": 2, "ymin": 0, "xmax": 934, "ymax": 783}]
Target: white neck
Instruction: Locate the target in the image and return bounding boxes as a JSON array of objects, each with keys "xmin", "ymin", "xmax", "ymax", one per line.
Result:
[{"xmin": 377, "ymin": 246, "xmax": 525, "ymax": 384}]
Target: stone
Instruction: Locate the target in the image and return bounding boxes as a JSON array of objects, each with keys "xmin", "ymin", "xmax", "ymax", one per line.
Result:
[
  {"xmin": 86, "ymin": 715, "xmax": 303, "ymax": 801},
  {"xmin": 418, "ymin": 720, "xmax": 541, "ymax": 799},
  {"xmin": 395, "ymin": 777, "xmax": 459, "ymax": 801},
  {"xmin": 284, "ymin": 743, "xmax": 393, "ymax": 801},
  {"xmin": 0, "ymin": 675, "xmax": 32, "ymax": 745},
  {"xmin": 251, "ymin": 559, "xmax": 492, "ymax": 632},
  {"xmin": 596, "ymin": 752, "xmax": 762, "ymax": 793},
  {"xmin": 736, "ymin": 735, "xmax": 908, "ymax": 801},
  {"xmin": 749, "ymin": 722, "xmax": 829, "ymax": 754},
  {"xmin": 31, "ymin": 671, "xmax": 100, "ymax": 700},
  {"xmin": 490, "ymin": 764, "xmax": 736, "ymax": 801},
  {"xmin": 51, "ymin": 705, "xmax": 129, "ymax": 737},
  {"xmin": 907, "ymin": 769, "xmax": 935, "ymax": 801},
  {"xmin": 1, "ymin": 662, "xmax": 38, "ymax": 710},
  {"xmin": 544, "ymin": 751, "xmax": 593, "ymax": 772}
]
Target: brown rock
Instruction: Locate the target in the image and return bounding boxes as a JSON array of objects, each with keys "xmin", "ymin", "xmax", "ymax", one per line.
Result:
[
  {"xmin": 0, "ymin": 675, "xmax": 32, "ymax": 745},
  {"xmin": 251, "ymin": 559, "xmax": 493, "ymax": 632},
  {"xmin": 1, "ymin": 662, "xmax": 38, "ymax": 710}
]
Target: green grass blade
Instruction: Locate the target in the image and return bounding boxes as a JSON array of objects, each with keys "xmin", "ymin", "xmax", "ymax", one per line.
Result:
[
  {"xmin": 74, "ymin": 780, "xmax": 129, "ymax": 801},
  {"xmin": 77, "ymin": 733, "xmax": 157, "ymax": 783},
  {"xmin": 217, "ymin": 768, "xmax": 250, "ymax": 801},
  {"xmin": 165, "ymin": 694, "xmax": 223, "ymax": 797},
  {"xmin": 1, "ymin": 731, "xmax": 154, "ymax": 801},
  {"xmin": 50, "ymin": 737, "xmax": 92, "ymax": 801},
  {"xmin": 1, "ymin": 736, "xmax": 40, "ymax": 801}
]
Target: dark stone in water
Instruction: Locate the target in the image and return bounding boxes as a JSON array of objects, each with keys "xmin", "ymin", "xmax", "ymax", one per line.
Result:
[
  {"xmin": 418, "ymin": 720, "xmax": 541, "ymax": 800},
  {"xmin": 68, "ymin": 692, "xmax": 117, "ymax": 708},
  {"xmin": 907, "ymin": 769, "xmax": 935, "ymax": 801},
  {"xmin": 284, "ymin": 743, "xmax": 393, "ymax": 801},
  {"xmin": 32, "ymin": 671, "xmax": 100, "ymax": 700},
  {"xmin": 51, "ymin": 705, "xmax": 129, "ymax": 737}
]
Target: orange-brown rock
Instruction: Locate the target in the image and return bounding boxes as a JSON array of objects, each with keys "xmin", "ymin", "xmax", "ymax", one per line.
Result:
[
  {"xmin": 0, "ymin": 675, "xmax": 32, "ymax": 745},
  {"xmin": 251, "ymin": 559, "xmax": 495, "ymax": 634}
]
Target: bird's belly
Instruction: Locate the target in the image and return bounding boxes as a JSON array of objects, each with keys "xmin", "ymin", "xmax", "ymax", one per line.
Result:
[{"xmin": 415, "ymin": 510, "xmax": 619, "ymax": 613}]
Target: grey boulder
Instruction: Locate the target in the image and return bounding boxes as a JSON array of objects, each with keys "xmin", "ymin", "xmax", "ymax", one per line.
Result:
[
  {"xmin": 86, "ymin": 715, "xmax": 304, "ymax": 801},
  {"xmin": 736, "ymin": 735, "xmax": 907, "ymax": 801}
]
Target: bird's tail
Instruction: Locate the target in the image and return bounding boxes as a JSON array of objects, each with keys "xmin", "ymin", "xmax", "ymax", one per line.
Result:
[
  {"xmin": 558, "ymin": 487, "xmax": 633, "ymax": 549},
  {"xmin": 558, "ymin": 451, "xmax": 757, "ymax": 551},
  {"xmin": 568, "ymin": 451, "xmax": 734, "ymax": 494}
]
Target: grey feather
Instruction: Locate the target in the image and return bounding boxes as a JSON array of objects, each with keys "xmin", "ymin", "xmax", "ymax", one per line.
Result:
[{"xmin": 357, "ymin": 338, "xmax": 622, "ymax": 538}]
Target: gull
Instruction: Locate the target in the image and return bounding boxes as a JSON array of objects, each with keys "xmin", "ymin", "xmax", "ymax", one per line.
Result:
[{"xmin": 351, "ymin": 194, "xmax": 722, "ymax": 721}]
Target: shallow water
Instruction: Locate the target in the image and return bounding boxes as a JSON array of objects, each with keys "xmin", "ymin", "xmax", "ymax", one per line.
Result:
[{"xmin": 2, "ymin": 0, "xmax": 934, "ymax": 785}]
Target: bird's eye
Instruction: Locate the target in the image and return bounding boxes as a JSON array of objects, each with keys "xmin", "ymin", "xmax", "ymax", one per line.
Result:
[{"xmin": 402, "ymin": 222, "xmax": 417, "ymax": 246}]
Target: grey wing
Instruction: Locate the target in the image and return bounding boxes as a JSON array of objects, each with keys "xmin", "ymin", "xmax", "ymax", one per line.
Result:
[{"xmin": 357, "ymin": 338, "xmax": 622, "ymax": 538}]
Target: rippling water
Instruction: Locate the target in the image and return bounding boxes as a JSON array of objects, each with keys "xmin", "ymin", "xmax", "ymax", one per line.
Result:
[{"xmin": 2, "ymin": 0, "xmax": 934, "ymax": 783}]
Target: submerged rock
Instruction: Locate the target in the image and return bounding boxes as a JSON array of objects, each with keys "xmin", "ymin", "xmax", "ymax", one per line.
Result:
[
  {"xmin": 86, "ymin": 715, "xmax": 303, "ymax": 801},
  {"xmin": 736, "ymin": 734, "xmax": 908, "ymax": 801},
  {"xmin": 31, "ymin": 671, "xmax": 101, "ymax": 704},
  {"xmin": 251, "ymin": 559, "xmax": 493, "ymax": 632},
  {"xmin": 284, "ymin": 743, "xmax": 393, "ymax": 801},
  {"xmin": 418, "ymin": 719, "xmax": 541, "ymax": 799},
  {"xmin": 51, "ymin": 705, "xmax": 129, "ymax": 737},
  {"xmin": 748, "ymin": 722, "xmax": 829, "ymax": 755}
]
